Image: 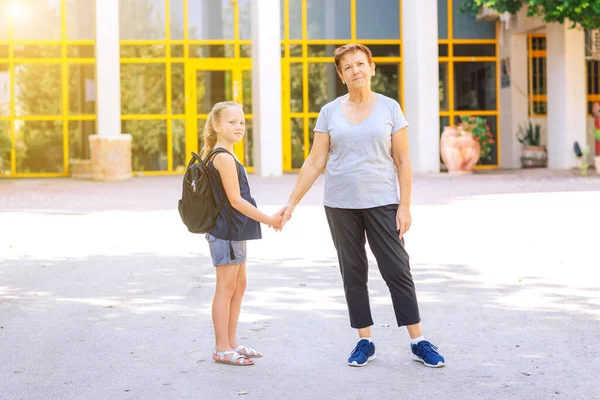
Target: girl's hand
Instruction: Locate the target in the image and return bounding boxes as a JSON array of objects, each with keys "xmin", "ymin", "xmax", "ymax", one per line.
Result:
[
  {"xmin": 396, "ymin": 206, "xmax": 412, "ymax": 240},
  {"xmin": 268, "ymin": 207, "xmax": 285, "ymax": 231}
]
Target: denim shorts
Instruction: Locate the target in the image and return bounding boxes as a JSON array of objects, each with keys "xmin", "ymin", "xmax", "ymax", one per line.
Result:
[{"xmin": 205, "ymin": 233, "xmax": 247, "ymax": 267}]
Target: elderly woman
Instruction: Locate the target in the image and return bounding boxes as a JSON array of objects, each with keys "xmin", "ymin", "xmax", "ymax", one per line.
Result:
[{"xmin": 282, "ymin": 44, "xmax": 445, "ymax": 368}]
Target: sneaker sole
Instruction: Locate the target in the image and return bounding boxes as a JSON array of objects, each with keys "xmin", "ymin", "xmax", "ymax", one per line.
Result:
[
  {"xmin": 411, "ymin": 354, "xmax": 445, "ymax": 368},
  {"xmin": 347, "ymin": 355, "xmax": 376, "ymax": 367}
]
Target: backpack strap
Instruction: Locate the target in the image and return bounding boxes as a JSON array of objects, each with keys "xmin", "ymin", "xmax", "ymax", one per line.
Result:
[{"xmin": 197, "ymin": 149, "xmax": 237, "ymax": 260}]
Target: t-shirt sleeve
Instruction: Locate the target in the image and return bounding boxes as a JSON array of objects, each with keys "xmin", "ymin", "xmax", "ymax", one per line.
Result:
[
  {"xmin": 314, "ymin": 104, "xmax": 329, "ymax": 133},
  {"xmin": 392, "ymin": 101, "xmax": 409, "ymax": 134}
]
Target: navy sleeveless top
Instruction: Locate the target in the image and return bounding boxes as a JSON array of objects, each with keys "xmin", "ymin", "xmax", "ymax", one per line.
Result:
[{"xmin": 207, "ymin": 149, "xmax": 262, "ymax": 241}]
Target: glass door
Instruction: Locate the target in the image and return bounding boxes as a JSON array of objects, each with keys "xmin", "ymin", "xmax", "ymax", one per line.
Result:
[{"xmin": 186, "ymin": 59, "xmax": 252, "ymax": 168}]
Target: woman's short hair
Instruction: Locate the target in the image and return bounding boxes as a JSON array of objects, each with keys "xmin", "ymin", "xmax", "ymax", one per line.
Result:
[{"xmin": 333, "ymin": 44, "xmax": 373, "ymax": 72}]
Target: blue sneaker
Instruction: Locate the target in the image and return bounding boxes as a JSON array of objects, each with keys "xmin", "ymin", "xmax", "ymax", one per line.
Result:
[
  {"xmin": 347, "ymin": 339, "xmax": 376, "ymax": 367},
  {"xmin": 411, "ymin": 340, "xmax": 445, "ymax": 368}
]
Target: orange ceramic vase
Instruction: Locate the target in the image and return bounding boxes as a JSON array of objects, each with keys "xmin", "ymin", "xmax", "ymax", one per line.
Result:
[{"xmin": 440, "ymin": 126, "xmax": 481, "ymax": 174}]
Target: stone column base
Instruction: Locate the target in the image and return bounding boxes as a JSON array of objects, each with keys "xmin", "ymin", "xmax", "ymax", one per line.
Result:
[{"xmin": 89, "ymin": 134, "xmax": 132, "ymax": 181}]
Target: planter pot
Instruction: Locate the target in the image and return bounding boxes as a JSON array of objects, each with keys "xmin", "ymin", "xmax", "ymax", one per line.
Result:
[
  {"xmin": 520, "ymin": 145, "xmax": 547, "ymax": 168},
  {"xmin": 440, "ymin": 126, "xmax": 481, "ymax": 174},
  {"xmin": 595, "ymin": 156, "xmax": 600, "ymax": 175}
]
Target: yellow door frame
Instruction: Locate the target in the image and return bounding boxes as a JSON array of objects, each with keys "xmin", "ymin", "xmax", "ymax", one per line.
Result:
[{"xmin": 185, "ymin": 58, "xmax": 252, "ymax": 164}]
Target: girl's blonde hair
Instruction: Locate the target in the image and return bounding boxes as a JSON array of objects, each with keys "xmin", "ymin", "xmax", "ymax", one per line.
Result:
[{"xmin": 201, "ymin": 101, "xmax": 243, "ymax": 159}]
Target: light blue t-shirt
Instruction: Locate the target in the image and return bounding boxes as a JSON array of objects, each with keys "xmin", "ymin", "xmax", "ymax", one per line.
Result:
[{"xmin": 314, "ymin": 93, "xmax": 409, "ymax": 209}]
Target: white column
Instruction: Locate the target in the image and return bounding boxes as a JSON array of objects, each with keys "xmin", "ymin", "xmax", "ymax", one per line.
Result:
[
  {"xmin": 91, "ymin": 0, "xmax": 131, "ymax": 181},
  {"xmin": 402, "ymin": 0, "xmax": 440, "ymax": 173},
  {"xmin": 251, "ymin": 0, "xmax": 283, "ymax": 177},
  {"xmin": 546, "ymin": 22, "xmax": 587, "ymax": 169},
  {"xmin": 95, "ymin": 0, "xmax": 121, "ymax": 137},
  {"xmin": 499, "ymin": 32, "xmax": 528, "ymax": 169}
]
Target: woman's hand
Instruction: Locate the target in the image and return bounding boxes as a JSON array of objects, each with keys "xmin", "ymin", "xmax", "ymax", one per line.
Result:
[
  {"xmin": 396, "ymin": 206, "xmax": 412, "ymax": 239},
  {"xmin": 281, "ymin": 202, "xmax": 296, "ymax": 226},
  {"xmin": 268, "ymin": 207, "xmax": 286, "ymax": 232}
]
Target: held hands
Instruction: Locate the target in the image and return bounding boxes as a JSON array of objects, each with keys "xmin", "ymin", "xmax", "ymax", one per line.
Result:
[
  {"xmin": 396, "ymin": 206, "xmax": 412, "ymax": 240},
  {"xmin": 267, "ymin": 203, "xmax": 295, "ymax": 232},
  {"xmin": 267, "ymin": 206, "xmax": 287, "ymax": 232}
]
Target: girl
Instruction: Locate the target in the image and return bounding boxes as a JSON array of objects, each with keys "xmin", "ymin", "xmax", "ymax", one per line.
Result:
[{"xmin": 202, "ymin": 101, "xmax": 283, "ymax": 366}]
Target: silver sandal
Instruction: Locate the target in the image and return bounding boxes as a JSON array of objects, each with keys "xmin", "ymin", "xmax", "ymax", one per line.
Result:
[
  {"xmin": 233, "ymin": 345, "xmax": 262, "ymax": 358},
  {"xmin": 212, "ymin": 350, "xmax": 254, "ymax": 366}
]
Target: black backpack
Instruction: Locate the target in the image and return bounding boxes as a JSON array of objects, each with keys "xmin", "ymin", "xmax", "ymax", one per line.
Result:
[{"xmin": 177, "ymin": 149, "xmax": 229, "ymax": 234}]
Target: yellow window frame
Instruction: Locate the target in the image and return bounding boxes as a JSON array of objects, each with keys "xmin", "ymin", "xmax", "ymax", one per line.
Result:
[
  {"xmin": 438, "ymin": 0, "xmax": 500, "ymax": 169},
  {"xmin": 0, "ymin": 0, "xmax": 96, "ymax": 178}
]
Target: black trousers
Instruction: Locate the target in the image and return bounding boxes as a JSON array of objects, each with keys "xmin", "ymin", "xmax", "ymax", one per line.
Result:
[{"xmin": 325, "ymin": 204, "xmax": 421, "ymax": 329}]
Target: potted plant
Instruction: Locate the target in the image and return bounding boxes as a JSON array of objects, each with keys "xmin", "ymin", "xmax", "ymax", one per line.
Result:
[
  {"xmin": 440, "ymin": 115, "xmax": 494, "ymax": 174},
  {"xmin": 0, "ymin": 132, "xmax": 12, "ymax": 175},
  {"xmin": 517, "ymin": 121, "xmax": 547, "ymax": 168}
]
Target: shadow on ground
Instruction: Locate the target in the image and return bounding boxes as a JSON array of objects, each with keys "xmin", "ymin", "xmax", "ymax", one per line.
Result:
[{"xmin": 1, "ymin": 253, "xmax": 599, "ymax": 399}]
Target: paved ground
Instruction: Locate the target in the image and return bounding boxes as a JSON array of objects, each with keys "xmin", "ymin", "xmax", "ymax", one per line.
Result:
[{"xmin": 1, "ymin": 170, "xmax": 600, "ymax": 400}]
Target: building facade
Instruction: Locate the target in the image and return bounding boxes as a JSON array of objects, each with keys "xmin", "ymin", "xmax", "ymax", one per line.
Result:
[{"xmin": 0, "ymin": 0, "xmax": 594, "ymax": 178}]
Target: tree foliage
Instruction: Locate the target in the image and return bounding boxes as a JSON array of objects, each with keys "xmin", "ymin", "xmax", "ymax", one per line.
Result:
[{"xmin": 459, "ymin": 0, "xmax": 600, "ymax": 30}]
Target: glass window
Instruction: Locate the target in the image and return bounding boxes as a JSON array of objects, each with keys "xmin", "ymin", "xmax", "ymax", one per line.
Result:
[
  {"xmin": 290, "ymin": 118, "xmax": 304, "ymax": 168},
  {"xmin": 454, "ymin": 44, "xmax": 496, "ymax": 57},
  {"xmin": 172, "ymin": 119, "xmax": 185, "ymax": 171},
  {"xmin": 243, "ymin": 119, "xmax": 253, "ymax": 167},
  {"xmin": 170, "ymin": 0, "xmax": 184, "ymax": 40},
  {"xmin": 121, "ymin": 64, "xmax": 167, "ymax": 115},
  {"xmin": 120, "ymin": 45, "xmax": 166, "ymax": 58},
  {"xmin": 307, "ymin": 0, "xmax": 351, "ymax": 40},
  {"xmin": 15, "ymin": 64, "xmax": 62, "ymax": 116},
  {"xmin": 66, "ymin": 0, "xmax": 96, "ymax": 40},
  {"xmin": 15, "ymin": 120, "xmax": 64, "ymax": 173},
  {"xmin": 0, "ymin": 64, "xmax": 9, "ymax": 116},
  {"xmin": 69, "ymin": 64, "xmax": 96, "ymax": 115},
  {"xmin": 171, "ymin": 63, "xmax": 185, "ymax": 115},
  {"xmin": 452, "ymin": 1, "xmax": 495, "ymax": 40},
  {"xmin": 12, "ymin": 0, "xmax": 62, "ymax": 40},
  {"xmin": 308, "ymin": 63, "xmax": 346, "ymax": 112},
  {"xmin": 119, "ymin": 0, "xmax": 166, "ymax": 40},
  {"xmin": 439, "ymin": 63, "xmax": 448, "ymax": 111},
  {"xmin": 14, "ymin": 45, "xmax": 62, "ymax": 58},
  {"xmin": 356, "ymin": 0, "xmax": 399, "ymax": 40},
  {"xmin": 188, "ymin": 0, "xmax": 234, "ymax": 40},
  {"xmin": 0, "ymin": 121, "xmax": 10, "ymax": 175},
  {"xmin": 124, "ymin": 119, "xmax": 168, "ymax": 171},
  {"xmin": 280, "ymin": 0, "xmax": 284, "ymax": 40},
  {"xmin": 454, "ymin": 62, "xmax": 496, "ymax": 111},
  {"xmin": 439, "ymin": 44, "xmax": 448, "ymax": 57},
  {"xmin": 290, "ymin": 63, "xmax": 303, "ymax": 113},
  {"xmin": 68, "ymin": 120, "xmax": 96, "ymax": 161},
  {"xmin": 239, "ymin": 0, "xmax": 252, "ymax": 40},
  {"xmin": 196, "ymin": 70, "xmax": 233, "ymax": 115},
  {"xmin": 67, "ymin": 45, "xmax": 95, "ymax": 58},
  {"xmin": 0, "ymin": 1, "xmax": 9, "ymax": 40},
  {"xmin": 371, "ymin": 64, "xmax": 399, "ymax": 102},
  {"xmin": 196, "ymin": 118, "xmax": 207, "ymax": 152},
  {"xmin": 189, "ymin": 45, "xmax": 234, "ymax": 58},
  {"xmin": 438, "ymin": 0, "xmax": 448, "ymax": 39},
  {"xmin": 242, "ymin": 70, "xmax": 252, "ymax": 114},
  {"xmin": 588, "ymin": 60, "xmax": 600, "ymax": 95},
  {"xmin": 288, "ymin": 0, "xmax": 302, "ymax": 40}
]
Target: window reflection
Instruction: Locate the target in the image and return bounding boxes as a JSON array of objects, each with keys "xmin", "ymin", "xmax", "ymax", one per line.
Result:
[
  {"xmin": 356, "ymin": 0, "xmax": 399, "ymax": 40},
  {"xmin": 15, "ymin": 120, "xmax": 63, "ymax": 173},
  {"xmin": 307, "ymin": 0, "xmax": 350, "ymax": 40},
  {"xmin": 308, "ymin": 63, "xmax": 345, "ymax": 112},
  {"xmin": 12, "ymin": 0, "xmax": 61, "ymax": 40},
  {"xmin": 188, "ymin": 0, "xmax": 234, "ymax": 40},
  {"xmin": 454, "ymin": 62, "xmax": 496, "ymax": 111},
  {"xmin": 119, "ymin": 0, "xmax": 166, "ymax": 40},
  {"xmin": 66, "ymin": 0, "xmax": 95, "ymax": 40}
]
